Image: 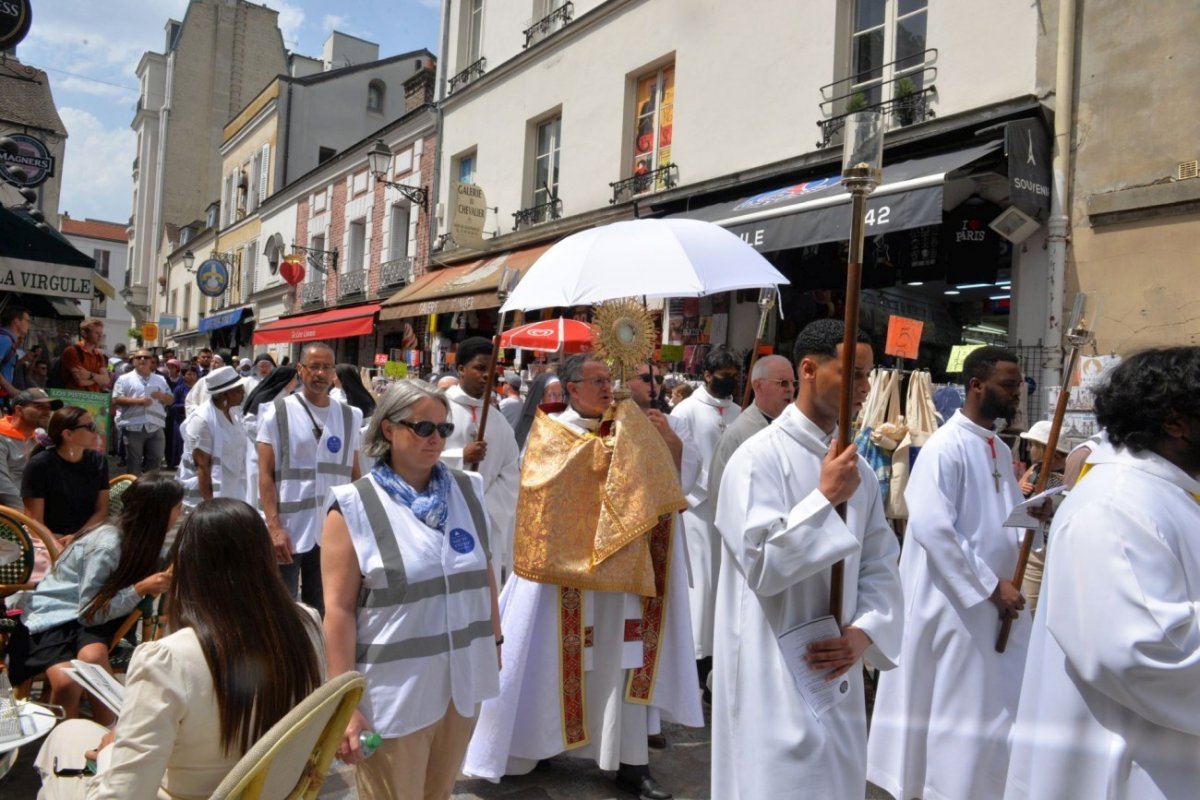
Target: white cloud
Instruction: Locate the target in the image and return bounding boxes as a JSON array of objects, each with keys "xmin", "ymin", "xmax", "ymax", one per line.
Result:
[{"xmin": 57, "ymin": 108, "xmax": 136, "ymax": 224}]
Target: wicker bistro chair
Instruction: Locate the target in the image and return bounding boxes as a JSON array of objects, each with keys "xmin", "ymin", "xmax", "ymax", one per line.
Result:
[
  {"xmin": 107, "ymin": 594, "xmax": 169, "ymax": 673},
  {"xmin": 0, "ymin": 505, "xmax": 60, "ymax": 598},
  {"xmin": 107, "ymin": 474, "xmax": 138, "ymax": 520},
  {"xmin": 209, "ymin": 671, "xmax": 366, "ymax": 800}
]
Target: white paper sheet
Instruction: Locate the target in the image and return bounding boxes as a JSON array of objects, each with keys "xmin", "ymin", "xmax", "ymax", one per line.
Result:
[
  {"xmin": 1003, "ymin": 485, "xmax": 1067, "ymax": 529},
  {"xmin": 776, "ymin": 614, "xmax": 851, "ymax": 718},
  {"xmin": 65, "ymin": 660, "xmax": 125, "ymax": 716}
]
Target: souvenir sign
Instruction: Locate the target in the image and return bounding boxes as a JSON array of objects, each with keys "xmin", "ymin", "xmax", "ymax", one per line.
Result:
[{"xmin": 196, "ymin": 259, "xmax": 229, "ymax": 298}]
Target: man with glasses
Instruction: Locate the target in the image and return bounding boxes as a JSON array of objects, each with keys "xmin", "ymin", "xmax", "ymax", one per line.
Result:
[
  {"xmin": 257, "ymin": 342, "xmax": 362, "ymax": 613},
  {"xmin": 707, "ymin": 355, "xmax": 795, "ymax": 523},
  {"xmin": 464, "ymin": 354, "xmax": 702, "ymax": 800},
  {"xmin": 111, "ymin": 350, "xmax": 173, "ymax": 474},
  {"xmin": 669, "ymin": 345, "xmax": 743, "ymax": 691},
  {"xmin": 439, "ymin": 337, "xmax": 520, "ymax": 585}
]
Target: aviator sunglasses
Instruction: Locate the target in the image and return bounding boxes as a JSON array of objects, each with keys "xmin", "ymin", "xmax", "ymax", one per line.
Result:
[{"xmin": 396, "ymin": 419, "xmax": 456, "ymax": 438}]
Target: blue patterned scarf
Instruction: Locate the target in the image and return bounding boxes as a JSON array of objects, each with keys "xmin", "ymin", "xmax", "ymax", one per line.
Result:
[{"xmin": 371, "ymin": 460, "xmax": 452, "ymax": 532}]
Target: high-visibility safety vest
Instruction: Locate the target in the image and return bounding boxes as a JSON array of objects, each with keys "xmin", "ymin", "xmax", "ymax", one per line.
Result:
[
  {"xmin": 329, "ymin": 470, "xmax": 499, "ymax": 737},
  {"xmin": 177, "ymin": 401, "xmax": 248, "ymax": 505},
  {"xmin": 263, "ymin": 394, "xmax": 361, "ymax": 554}
]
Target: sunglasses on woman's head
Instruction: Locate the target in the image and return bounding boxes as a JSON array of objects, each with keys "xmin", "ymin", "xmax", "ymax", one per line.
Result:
[
  {"xmin": 70, "ymin": 422, "xmax": 98, "ymax": 432},
  {"xmin": 397, "ymin": 420, "xmax": 455, "ymax": 438}
]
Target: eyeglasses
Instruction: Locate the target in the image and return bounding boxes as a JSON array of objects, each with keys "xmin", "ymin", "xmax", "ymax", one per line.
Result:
[
  {"xmin": 396, "ymin": 419, "xmax": 455, "ymax": 438},
  {"xmin": 764, "ymin": 378, "xmax": 797, "ymax": 389},
  {"xmin": 132, "ymin": 355, "xmax": 151, "ymax": 361},
  {"xmin": 569, "ymin": 377, "xmax": 613, "ymax": 388},
  {"xmin": 301, "ymin": 363, "xmax": 335, "ymax": 373},
  {"xmin": 637, "ymin": 374, "xmax": 665, "ymax": 384},
  {"xmin": 70, "ymin": 421, "xmax": 98, "ymax": 432}
]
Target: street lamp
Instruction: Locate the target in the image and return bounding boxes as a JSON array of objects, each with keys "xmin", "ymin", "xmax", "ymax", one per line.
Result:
[
  {"xmin": 366, "ymin": 139, "xmax": 428, "ymax": 208},
  {"xmin": 183, "ymin": 250, "xmax": 196, "ymax": 272},
  {"xmin": 828, "ymin": 110, "xmax": 885, "ymax": 626}
]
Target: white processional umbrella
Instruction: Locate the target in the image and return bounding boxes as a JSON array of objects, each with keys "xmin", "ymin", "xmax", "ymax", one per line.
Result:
[{"xmin": 499, "ymin": 218, "xmax": 789, "ymax": 313}]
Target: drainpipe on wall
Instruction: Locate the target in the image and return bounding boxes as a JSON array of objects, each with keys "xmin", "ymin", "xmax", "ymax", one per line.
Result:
[
  {"xmin": 427, "ymin": 0, "xmax": 453, "ymax": 271},
  {"xmin": 1044, "ymin": 0, "xmax": 1077, "ymax": 395}
]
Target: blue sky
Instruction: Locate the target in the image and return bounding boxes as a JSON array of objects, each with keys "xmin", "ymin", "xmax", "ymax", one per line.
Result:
[{"xmin": 16, "ymin": 0, "xmax": 442, "ymax": 224}]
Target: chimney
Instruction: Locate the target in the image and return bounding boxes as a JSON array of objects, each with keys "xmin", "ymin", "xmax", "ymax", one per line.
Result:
[{"xmin": 403, "ymin": 67, "xmax": 436, "ymax": 113}]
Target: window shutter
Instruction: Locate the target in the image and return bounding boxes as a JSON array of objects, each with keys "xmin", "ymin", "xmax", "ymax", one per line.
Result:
[{"xmin": 259, "ymin": 143, "xmax": 271, "ymax": 199}]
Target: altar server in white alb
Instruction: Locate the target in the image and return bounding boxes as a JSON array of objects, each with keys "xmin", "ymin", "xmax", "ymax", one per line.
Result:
[
  {"xmin": 713, "ymin": 320, "xmax": 902, "ymax": 800},
  {"xmin": 868, "ymin": 345, "xmax": 1030, "ymax": 800},
  {"xmin": 669, "ymin": 345, "xmax": 741, "ymax": 684},
  {"xmin": 177, "ymin": 366, "xmax": 249, "ymax": 504},
  {"xmin": 439, "ymin": 337, "xmax": 520, "ymax": 583},
  {"xmin": 1005, "ymin": 347, "xmax": 1200, "ymax": 800},
  {"xmin": 257, "ymin": 342, "xmax": 361, "ymax": 614}
]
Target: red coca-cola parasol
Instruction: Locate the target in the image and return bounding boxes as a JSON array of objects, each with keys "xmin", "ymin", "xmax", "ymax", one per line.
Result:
[{"xmin": 499, "ymin": 317, "xmax": 596, "ymax": 353}]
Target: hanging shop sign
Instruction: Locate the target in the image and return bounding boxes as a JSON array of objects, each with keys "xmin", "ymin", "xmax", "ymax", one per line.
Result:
[
  {"xmin": 452, "ymin": 181, "xmax": 488, "ymax": 249},
  {"xmin": 0, "ymin": 258, "xmax": 93, "ymax": 299},
  {"xmin": 196, "ymin": 259, "xmax": 229, "ymax": 297},
  {"xmin": 0, "ymin": 133, "xmax": 54, "ymax": 188},
  {"xmin": 1006, "ymin": 119, "xmax": 1051, "ymax": 219},
  {"xmin": 0, "ymin": 0, "xmax": 32, "ymax": 50},
  {"xmin": 141, "ymin": 322, "xmax": 159, "ymax": 341}
]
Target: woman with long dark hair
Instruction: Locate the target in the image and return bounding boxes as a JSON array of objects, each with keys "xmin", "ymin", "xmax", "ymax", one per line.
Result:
[
  {"xmin": 35, "ymin": 498, "xmax": 324, "ymax": 797},
  {"xmin": 9, "ymin": 471, "xmax": 180, "ymax": 722},
  {"xmin": 21, "ymin": 405, "xmax": 110, "ymax": 542}
]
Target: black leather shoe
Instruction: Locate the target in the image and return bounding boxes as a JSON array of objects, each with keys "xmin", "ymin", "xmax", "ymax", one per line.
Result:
[
  {"xmin": 647, "ymin": 732, "xmax": 667, "ymax": 749},
  {"xmin": 616, "ymin": 767, "xmax": 673, "ymax": 800}
]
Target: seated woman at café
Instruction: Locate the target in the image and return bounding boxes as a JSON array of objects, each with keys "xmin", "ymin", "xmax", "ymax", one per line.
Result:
[
  {"xmin": 7, "ymin": 471, "xmax": 179, "ymax": 721},
  {"xmin": 21, "ymin": 406, "xmax": 109, "ymax": 544},
  {"xmin": 35, "ymin": 497, "xmax": 324, "ymax": 798}
]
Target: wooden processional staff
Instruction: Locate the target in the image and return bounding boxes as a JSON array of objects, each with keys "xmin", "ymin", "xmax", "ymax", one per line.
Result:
[
  {"xmin": 996, "ymin": 293, "xmax": 1094, "ymax": 652},
  {"xmin": 467, "ymin": 267, "xmax": 520, "ymax": 471},
  {"xmin": 830, "ymin": 112, "xmax": 885, "ymax": 626}
]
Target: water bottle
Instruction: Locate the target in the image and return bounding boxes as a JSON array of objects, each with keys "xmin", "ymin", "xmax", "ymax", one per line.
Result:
[
  {"xmin": 334, "ymin": 731, "xmax": 382, "ymax": 766},
  {"xmin": 359, "ymin": 731, "xmax": 382, "ymax": 759}
]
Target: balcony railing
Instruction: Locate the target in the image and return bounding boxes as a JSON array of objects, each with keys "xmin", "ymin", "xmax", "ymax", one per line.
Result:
[
  {"xmin": 610, "ymin": 163, "xmax": 678, "ymax": 205},
  {"xmin": 816, "ymin": 49, "xmax": 938, "ymax": 148},
  {"xmin": 338, "ymin": 268, "xmax": 368, "ymax": 299},
  {"xmin": 513, "ymin": 198, "xmax": 562, "ymax": 230},
  {"xmin": 301, "ymin": 279, "xmax": 326, "ymax": 308},
  {"xmin": 377, "ymin": 257, "xmax": 413, "ymax": 296},
  {"xmin": 523, "ymin": 2, "xmax": 574, "ymax": 48},
  {"xmin": 448, "ymin": 58, "xmax": 487, "ymax": 94},
  {"xmin": 132, "ymin": 156, "xmax": 138, "ymax": 172},
  {"xmin": 816, "ymin": 86, "xmax": 937, "ymax": 148}
]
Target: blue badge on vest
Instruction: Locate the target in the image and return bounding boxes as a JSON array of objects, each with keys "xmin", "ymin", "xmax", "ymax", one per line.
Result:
[
  {"xmin": 327, "ymin": 435, "xmax": 342, "ymax": 454},
  {"xmin": 449, "ymin": 528, "xmax": 475, "ymax": 554}
]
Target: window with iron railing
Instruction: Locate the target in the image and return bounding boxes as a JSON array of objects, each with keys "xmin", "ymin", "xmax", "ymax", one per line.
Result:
[
  {"xmin": 625, "ymin": 63, "xmax": 675, "ymax": 196},
  {"xmin": 849, "ymin": 0, "xmax": 929, "ymax": 108},
  {"xmin": 524, "ymin": 0, "xmax": 573, "ymax": 48}
]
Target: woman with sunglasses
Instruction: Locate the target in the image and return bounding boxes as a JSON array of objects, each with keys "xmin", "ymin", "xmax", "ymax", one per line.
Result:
[
  {"xmin": 21, "ymin": 405, "xmax": 110, "ymax": 544},
  {"xmin": 9, "ymin": 471, "xmax": 178, "ymax": 721},
  {"xmin": 323, "ymin": 380, "xmax": 500, "ymax": 800}
]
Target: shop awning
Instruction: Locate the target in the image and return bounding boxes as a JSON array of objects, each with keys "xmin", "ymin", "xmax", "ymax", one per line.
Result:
[
  {"xmin": 379, "ymin": 243, "xmax": 554, "ymax": 321},
  {"xmin": 0, "ymin": 207, "xmax": 97, "ymax": 301},
  {"xmin": 675, "ymin": 141, "xmax": 1003, "ymax": 253},
  {"xmin": 199, "ymin": 306, "xmax": 251, "ymax": 332},
  {"xmin": 252, "ymin": 303, "xmax": 380, "ymax": 345}
]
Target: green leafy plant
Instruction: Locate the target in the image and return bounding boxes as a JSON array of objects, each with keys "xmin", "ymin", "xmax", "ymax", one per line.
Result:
[
  {"xmin": 846, "ymin": 92, "xmax": 869, "ymax": 113},
  {"xmin": 895, "ymin": 77, "xmax": 920, "ymax": 126}
]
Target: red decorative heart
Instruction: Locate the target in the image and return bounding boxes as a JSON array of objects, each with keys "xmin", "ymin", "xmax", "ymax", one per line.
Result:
[{"xmin": 279, "ymin": 258, "xmax": 306, "ymax": 285}]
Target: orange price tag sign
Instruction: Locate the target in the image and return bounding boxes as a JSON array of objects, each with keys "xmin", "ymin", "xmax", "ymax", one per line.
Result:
[{"xmin": 884, "ymin": 315, "xmax": 923, "ymax": 360}]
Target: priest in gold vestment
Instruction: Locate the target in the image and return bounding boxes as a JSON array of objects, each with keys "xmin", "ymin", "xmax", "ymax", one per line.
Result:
[{"xmin": 462, "ymin": 354, "xmax": 703, "ymax": 800}]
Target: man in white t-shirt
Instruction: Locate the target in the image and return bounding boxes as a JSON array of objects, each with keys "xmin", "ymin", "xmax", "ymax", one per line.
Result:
[{"xmin": 112, "ymin": 349, "xmax": 173, "ymax": 474}]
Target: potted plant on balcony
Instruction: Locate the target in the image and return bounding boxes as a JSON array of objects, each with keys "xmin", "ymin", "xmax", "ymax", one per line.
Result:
[
  {"xmin": 894, "ymin": 77, "xmax": 920, "ymax": 127},
  {"xmin": 846, "ymin": 92, "xmax": 869, "ymax": 113}
]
